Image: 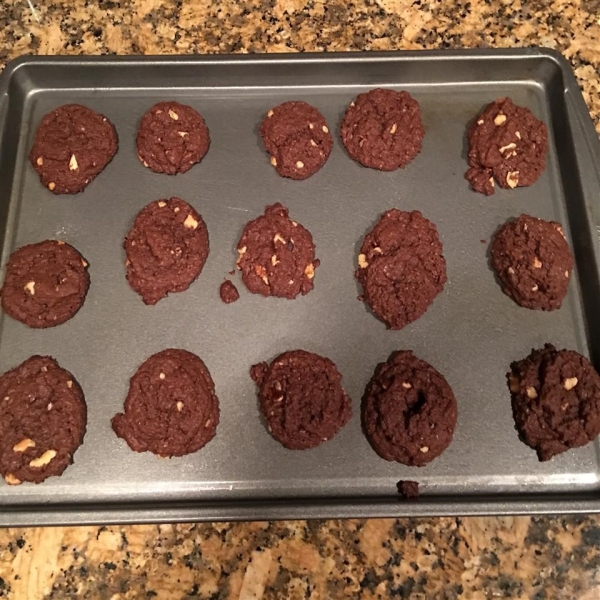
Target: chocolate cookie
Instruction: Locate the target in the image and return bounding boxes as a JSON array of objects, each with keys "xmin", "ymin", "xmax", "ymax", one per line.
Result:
[
  {"xmin": 260, "ymin": 101, "xmax": 333, "ymax": 180},
  {"xmin": 1, "ymin": 240, "xmax": 90, "ymax": 328},
  {"xmin": 491, "ymin": 215, "xmax": 573, "ymax": 310},
  {"xmin": 219, "ymin": 280, "xmax": 239, "ymax": 304},
  {"xmin": 356, "ymin": 209, "xmax": 447, "ymax": 330},
  {"xmin": 362, "ymin": 351, "xmax": 457, "ymax": 466},
  {"xmin": 124, "ymin": 198, "xmax": 209, "ymax": 305},
  {"xmin": 0, "ymin": 356, "xmax": 86, "ymax": 485},
  {"xmin": 508, "ymin": 344, "xmax": 600, "ymax": 461},
  {"xmin": 236, "ymin": 203, "xmax": 319, "ymax": 299},
  {"xmin": 341, "ymin": 89, "xmax": 424, "ymax": 171},
  {"xmin": 397, "ymin": 480, "xmax": 419, "ymax": 499},
  {"xmin": 29, "ymin": 103, "xmax": 118, "ymax": 194},
  {"xmin": 251, "ymin": 350, "xmax": 352, "ymax": 450},
  {"xmin": 136, "ymin": 101, "xmax": 210, "ymax": 175},
  {"xmin": 112, "ymin": 349, "xmax": 219, "ymax": 457},
  {"xmin": 465, "ymin": 97, "xmax": 548, "ymax": 195}
]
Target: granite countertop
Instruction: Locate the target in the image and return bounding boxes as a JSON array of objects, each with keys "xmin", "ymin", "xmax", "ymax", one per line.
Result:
[{"xmin": 0, "ymin": 1, "xmax": 599, "ymax": 599}]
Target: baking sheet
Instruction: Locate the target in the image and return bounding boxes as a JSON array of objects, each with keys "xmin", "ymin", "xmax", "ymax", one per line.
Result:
[{"xmin": 0, "ymin": 49, "xmax": 599, "ymax": 526}]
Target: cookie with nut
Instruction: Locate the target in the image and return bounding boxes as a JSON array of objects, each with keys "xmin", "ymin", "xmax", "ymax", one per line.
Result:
[{"xmin": 29, "ymin": 103, "xmax": 118, "ymax": 194}]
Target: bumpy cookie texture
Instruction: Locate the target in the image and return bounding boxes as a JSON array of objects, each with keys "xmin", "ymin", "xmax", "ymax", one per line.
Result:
[
  {"xmin": 124, "ymin": 198, "xmax": 209, "ymax": 305},
  {"xmin": 508, "ymin": 344, "xmax": 600, "ymax": 461},
  {"xmin": 397, "ymin": 480, "xmax": 420, "ymax": 499},
  {"xmin": 251, "ymin": 350, "xmax": 352, "ymax": 450},
  {"xmin": 341, "ymin": 89, "xmax": 424, "ymax": 171},
  {"xmin": 236, "ymin": 203, "xmax": 319, "ymax": 299},
  {"xmin": 356, "ymin": 210, "xmax": 447, "ymax": 330},
  {"xmin": 112, "ymin": 349, "xmax": 219, "ymax": 457},
  {"xmin": 466, "ymin": 97, "xmax": 548, "ymax": 195},
  {"xmin": 0, "ymin": 356, "xmax": 86, "ymax": 485},
  {"xmin": 136, "ymin": 101, "xmax": 210, "ymax": 175},
  {"xmin": 492, "ymin": 215, "xmax": 573, "ymax": 310},
  {"xmin": 1, "ymin": 240, "xmax": 90, "ymax": 328},
  {"xmin": 362, "ymin": 351, "xmax": 457, "ymax": 466},
  {"xmin": 219, "ymin": 280, "xmax": 239, "ymax": 304},
  {"xmin": 260, "ymin": 101, "xmax": 333, "ymax": 180},
  {"xmin": 29, "ymin": 103, "xmax": 118, "ymax": 194}
]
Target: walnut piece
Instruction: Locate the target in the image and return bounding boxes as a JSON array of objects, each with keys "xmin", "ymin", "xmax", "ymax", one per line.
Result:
[
  {"xmin": 506, "ymin": 171, "xmax": 519, "ymax": 189},
  {"xmin": 499, "ymin": 142, "xmax": 517, "ymax": 154},
  {"xmin": 29, "ymin": 449, "xmax": 57, "ymax": 468},
  {"xmin": 13, "ymin": 438, "xmax": 36, "ymax": 453},
  {"xmin": 508, "ymin": 373, "xmax": 520, "ymax": 393},
  {"xmin": 183, "ymin": 214, "xmax": 199, "ymax": 229}
]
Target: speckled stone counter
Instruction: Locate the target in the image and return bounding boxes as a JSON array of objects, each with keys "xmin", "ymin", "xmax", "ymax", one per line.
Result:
[{"xmin": 0, "ymin": 1, "xmax": 599, "ymax": 599}]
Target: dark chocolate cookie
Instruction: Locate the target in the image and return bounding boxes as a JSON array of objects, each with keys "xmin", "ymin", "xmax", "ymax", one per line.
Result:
[
  {"xmin": 236, "ymin": 203, "xmax": 319, "ymax": 299},
  {"xmin": 260, "ymin": 101, "xmax": 333, "ymax": 180},
  {"xmin": 341, "ymin": 89, "xmax": 424, "ymax": 171},
  {"xmin": 491, "ymin": 215, "xmax": 573, "ymax": 310},
  {"xmin": 124, "ymin": 198, "xmax": 209, "ymax": 305},
  {"xmin": 29, "ymin": 103, "xmax": 118, "ymax": 194},
  {"xmin": 362, "ymin": 351, "xmax": 457, "ymax": 466},
  {"xmin": 1, "ymin": 240, "xmax": 90, "ymax": 328},
  {"xmin": 508, "ymin": 344, "xmax": 600, "ymax": 461},
  {"xmin": 112, "ymin": 349, "xmax": 219, "ymax": 457},
  {"xmin": 356, "ymin": 209, "xmax": 447, "ymax": 330},
  {"xmin": 136, "ymin": 101, "xmax": 210, "ymax": 175},
  {"xmin": 465, "ymin": 97, "xmax": 548, "ymax": 195},
  {"xmin": 397, "ymin": 480, "xmax": 419, "ymax": 499},
  {"xmin": 219, "ymin": 280, "xmax": 239, "ymax": 304},
  {"xmin": 251, "ymin": 350, "xmax": 352, "ymax": 450},
  {"xmin": 0, "ymin": 356, "xmax": 86, "ymax": 485}
]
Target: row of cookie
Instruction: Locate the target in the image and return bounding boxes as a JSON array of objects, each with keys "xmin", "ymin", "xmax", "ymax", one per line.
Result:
[
  {"xmin": 2, "ymin": 342, "xmax": 598, "ymax": 488},
  {"xmin": 0, "ymin": 200, "xmax": 574, "ymax": 330},
  {"xmin": 29, "ymin": 93, "xmax": 547, "ymax": 197}
]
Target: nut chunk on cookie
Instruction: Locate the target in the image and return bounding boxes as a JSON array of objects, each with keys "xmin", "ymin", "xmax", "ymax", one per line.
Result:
[
  {"xmin": 112, "ymin": 349, "xmax": 219, "ymax": 457},
  {"xmin": 0, "ymin": 356, "xmax": 86, "ymax": 485},
  {"xmin": 491, "ymin": 215, "xmax": 573, "ymax": 310},
  {"xmin": 341, "ymin": 89, "xmax": 424, "ymax": 171},
  {"xmin": 260, "ymin": 101, "xmax": 333, "ymax": 179},
  {"xmin": 362, "ymin": 351, "xmax": 457, "ymax": 466},
  {"xmin": 251, "ymin": 350, "xmax": 352, "ymax": 450},
  {"xmin": 508, "ymin": 344, "xmax": 600, "ymax": 461},
  {"xmin": 29, "ymin": 103, "xmax": 118, "ymax": 194},
  {"xmin": 465, "ymin": 97, "xmax": 548, "ymax": 195},
  {"xmin": 1, "ymin": 240, "xmax": 90, "ymax": 328},
  {"xmin": 137, "ymin": 101, "xmax": 210, "ymax": 175},
  {"xmin": 356, "ymin": 209, "xmax": 447, "ymax": 330},
  {"xmin": 124, "ymin": 197, "xmax": 209, "ymax": 305},
  {"xmin": 236, "ymin": 203, "xmax": 319, "ymax": 299}
]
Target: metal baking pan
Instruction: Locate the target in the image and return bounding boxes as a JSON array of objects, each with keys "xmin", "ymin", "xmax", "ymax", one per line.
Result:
[{"xmin": 0, "ymin": 49, "xmax": 599, "ymax": 526}]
